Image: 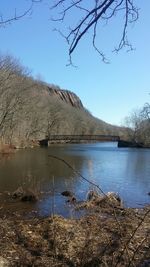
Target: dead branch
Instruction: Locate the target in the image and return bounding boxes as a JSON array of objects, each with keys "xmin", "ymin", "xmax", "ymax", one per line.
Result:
[
  {"xmin": 0, "ymin": 0, "xmax": 42, "ymax": 27},
  {"xmin": 115, "ymin": 208, "xmax": 150, "ymax": 267},
  {"xmin": 51, "ymin": 0, "xmax": 139, "ymax": 61}
]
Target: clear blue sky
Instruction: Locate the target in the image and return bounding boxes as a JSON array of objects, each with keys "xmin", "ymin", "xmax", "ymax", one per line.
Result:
[{"xmin": 0, "ymin": 1, "xmax": 150, "ymax": 125}]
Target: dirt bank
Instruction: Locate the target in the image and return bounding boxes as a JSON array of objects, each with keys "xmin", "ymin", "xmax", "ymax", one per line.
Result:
[{"xmin": 0, "ymin": 193, "xmax": 149, "ymax": 267}]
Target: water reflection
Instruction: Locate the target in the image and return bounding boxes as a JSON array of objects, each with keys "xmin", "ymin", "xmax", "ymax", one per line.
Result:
[
  {"xmin": 0, "ymin": 143, "xmax": 150, "ymax": 217},
  {"xmin": 125, "ymin": 149, "xmax": 150, "ymax": 185}
]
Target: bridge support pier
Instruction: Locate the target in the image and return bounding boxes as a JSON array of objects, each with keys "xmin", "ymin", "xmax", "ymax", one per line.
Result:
[{"xmin": 39, "ymin": 139, "xmax": 48, "ymax": 147}]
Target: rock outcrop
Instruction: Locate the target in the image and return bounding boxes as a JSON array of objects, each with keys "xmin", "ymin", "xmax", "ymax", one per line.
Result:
[{"xmin": 48, "ymin": 87, "xmax": 83, "ymax": 109}]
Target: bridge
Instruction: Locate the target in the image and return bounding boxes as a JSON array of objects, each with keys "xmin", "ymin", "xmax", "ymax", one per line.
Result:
[{"xmin": 39, "ymin": 135, "xmax": 120, "ymax": 146}]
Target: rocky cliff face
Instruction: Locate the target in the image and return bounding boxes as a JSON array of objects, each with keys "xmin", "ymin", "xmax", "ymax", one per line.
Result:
[{"xmin": 48, "ymin": 87, "xmax": 83, "ymax": 109}]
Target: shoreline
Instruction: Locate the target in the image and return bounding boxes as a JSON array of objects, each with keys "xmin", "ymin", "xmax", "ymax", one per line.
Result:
[{"xmin": 0, "ymin": 193, "xmax": 149, "ymax": 267}]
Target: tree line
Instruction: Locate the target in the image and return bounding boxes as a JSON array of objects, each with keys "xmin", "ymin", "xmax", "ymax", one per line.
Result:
[
  {"xmin": 123, "ymin": 103, "xmax": 150, "ymax": 146},
  {"xmin": 0, "ymin": 54, "xmax": 125, "ymax": 148},
  {"xmin": 0, "ymin": 53, "xmax": 149, "ymax": 148}
]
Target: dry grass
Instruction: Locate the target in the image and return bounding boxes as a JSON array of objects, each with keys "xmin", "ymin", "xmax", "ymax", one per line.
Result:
[
  {"xmin": 0, "ymin": 143, "xmax": 16, "ymax": 154},
  {"xmin": 0, "ymin": 196, "xmax": 149, "ymax": 267}
]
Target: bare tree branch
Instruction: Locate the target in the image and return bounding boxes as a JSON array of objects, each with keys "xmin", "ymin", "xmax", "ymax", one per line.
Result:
[
  {"xmin": 0, "ymin": 0, "xmax": 42, "ymax": 27},
  {"xmin": 0, "ymin": 1, "xmax": 139, "ymax": 62},
  {"xmin": 51, "ymin": 0, "xmax": 139, "ymax": 61}
]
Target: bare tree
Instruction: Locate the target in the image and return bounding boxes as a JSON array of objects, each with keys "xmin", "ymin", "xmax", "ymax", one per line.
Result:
[
  {"xmin": 139, "ymin": 102, "xmax": 150, "ymax": 145},
  {"xmin": 51, "ymin": 0, "xmax": 139, "ymax": 62},
  {"xmin": 123, "ymin": 109, "xmax": 143, "ymax": 143},
  {"xmin": 123, "ymin": 104, "xmax": 150, "ymax": 146},
  {"xmin": 0, "ymin": 54, "xmax": 30, "ymax": 143},
  {"xmin": 0, "ymin": 1, "xmax": 139, "ymax": 62},
  {"xmin": 141, "ymin": 102, "xmax": 150, "ymax": 121}
]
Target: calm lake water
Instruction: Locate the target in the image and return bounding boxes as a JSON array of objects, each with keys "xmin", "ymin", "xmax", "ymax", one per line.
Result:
[{"xmin": 0, "ymin": 142, "xmax": 150, "ymax": 217}]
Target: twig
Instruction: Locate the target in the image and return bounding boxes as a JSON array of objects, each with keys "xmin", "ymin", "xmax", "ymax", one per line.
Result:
[
  {"xmin": 115, "ymin": 208, "xmax": 150, "ymax": 267},
  {"xmin": 48, "ymin": 154, "xmax": 106, "ymax": 196}
]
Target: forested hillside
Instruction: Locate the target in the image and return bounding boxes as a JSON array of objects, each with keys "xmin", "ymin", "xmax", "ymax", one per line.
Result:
[{"xmin": 0, "ymin": 55, "xmax": 125, "ymax": 147}]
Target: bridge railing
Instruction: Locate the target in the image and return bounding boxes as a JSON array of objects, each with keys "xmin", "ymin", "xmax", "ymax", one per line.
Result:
[{"xmin": 48, "ymin": 135, "xmax": 120, "ymax": 141}]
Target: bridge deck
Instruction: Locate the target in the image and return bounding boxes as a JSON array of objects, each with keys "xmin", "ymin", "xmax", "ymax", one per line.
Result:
[
  {"xmin": 47, "ymin": 135, "xmax": 120, "ymax": 141},
  {"xmin": 39, "ymin": 135, "xmax": 120, "ymax": 146}
]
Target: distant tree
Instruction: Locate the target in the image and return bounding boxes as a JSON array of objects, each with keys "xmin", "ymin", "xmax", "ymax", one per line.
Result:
[
  {"xmin": 141, "ymin": 102, "xmax": 150, "ymax": 121},
  {"xmin": 123, "ymin": 109, "xmax": 143, "ymax": 143},
  {"xmin": 0, "ymin": 0, "xmax": 139, "ymax": 62},
  {"xmin": 0, "ymin": 54, "xmax": 30, "ymax": 143},
  {"xmin": 139, "ymin": 102, "xmax": 150, "ymax": 145},
  {"xmin": 45, "ymin": 98, "xmax": 63, "ymax": 137},
  {"xmin": 123, "ymin": 103, "xmax": 150, "ymax": 146}
]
